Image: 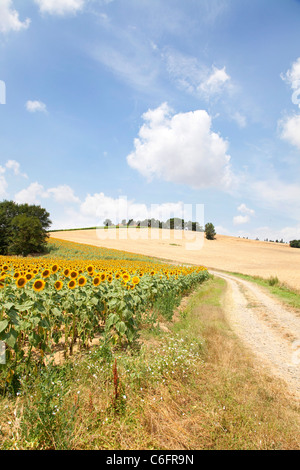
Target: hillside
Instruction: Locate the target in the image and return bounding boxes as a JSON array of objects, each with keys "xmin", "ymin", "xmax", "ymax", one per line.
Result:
[{"xmin": 49, "ymin": 228, "xmax": 300, "ymax": 291}]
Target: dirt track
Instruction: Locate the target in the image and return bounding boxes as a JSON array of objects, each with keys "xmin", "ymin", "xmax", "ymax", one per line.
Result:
[
  {"xmin": 211, "ymin": 270, "xmax": 300, "ymax": 400},
  {"xmin": 50, "ymin": 229, "xmax": 300, "ymax": 291}
]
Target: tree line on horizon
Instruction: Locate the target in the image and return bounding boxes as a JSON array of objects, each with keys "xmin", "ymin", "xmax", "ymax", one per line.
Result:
[
  {"xmin": 103, "ymin": 218, "xmax": 217, "ymax": 240},
  {"xmin": 104, "ymin": 217, "xmax": 204, "ymax": 231}
]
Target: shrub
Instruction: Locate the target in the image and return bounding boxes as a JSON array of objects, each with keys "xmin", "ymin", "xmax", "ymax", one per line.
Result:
[
  {"xmin": 205, "ymin": 222, "xmax": 216, "ymax": 240},
  {"xmin": 290, "ymin": 240, "xmax": 300, "ymax": 248}
]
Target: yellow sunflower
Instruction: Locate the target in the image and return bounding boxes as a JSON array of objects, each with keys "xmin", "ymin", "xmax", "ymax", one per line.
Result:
[
  {"xmin": 78, "ymin": 276, "xmax": 87, "ymax": 287},
  {"xmin": 68, "ymin": 279, "xmax": 76, "ymax": 289},
  {"xmin": 16, "ymin": 277, "xmax": 26, "ymax": 288},
  {"xmin": 93, "ymin": 276, "xmax": 101, "ymax": 287},
  {"xmin": 54, "ymin": 280, "xmax": 63, "ymax": 291},
  {"xmin": 132, "ymin": 276, "xmax": 140, "ymax": 285},
  {"xmin": 33, "ymin": 279, "xmax": 46, "ymax": 292}
]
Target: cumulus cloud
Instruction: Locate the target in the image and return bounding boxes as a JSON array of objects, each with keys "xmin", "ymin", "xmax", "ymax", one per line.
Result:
[
  {"xmin": 279, "ymin": 114, "xmax": 300, "ymax": 150},
  {"xmin": 14, "ymin": 182, "xmax": 80, "ymax": 206},
  {"xmin": 14, "ymin": 182, "xmax": 47, "ymax": 205},
  {"xmin": 0, "ymin": 0, "xmax": 30, "ymax": 34},
  {"xmin": 232, "ymin": 203, "xmax": 255, "ymax": 226},
  {"xmin": 127, "ymin": 103, "xmax": 234, "ymax": 191},
  {"xmin": 279, "ymin": 58, "xmax": 300, "ymax": 150},
  {"xmin": 26, "ymin": 100, "xmax": 47, "ymax": 113},
  {"xmin": 47, "ymin": 185, "xmax": 80, "ymax": 204},
  {"xmin": 0, "ymin": 160, "xmax": 28, "ymax": 198},
  {"xmin": 34, "ymin": 0, "xmax": 86, "ymax": 16}
]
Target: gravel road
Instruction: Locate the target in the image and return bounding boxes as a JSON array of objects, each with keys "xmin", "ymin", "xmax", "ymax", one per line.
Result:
[{"xmin": 210, "ymin": 270, "xmax": 300, "ymax": 400}]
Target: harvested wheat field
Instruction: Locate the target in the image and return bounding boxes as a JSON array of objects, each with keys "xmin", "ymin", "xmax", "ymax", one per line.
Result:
[{"xmin": 50, "ymin": 228, "xmax": 300, "ymax": 291}]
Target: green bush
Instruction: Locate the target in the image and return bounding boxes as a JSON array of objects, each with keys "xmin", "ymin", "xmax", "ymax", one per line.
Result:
[
  {"xmin": 205, "ymin": 222, "xmax": 216, "ymax": 240},
  {"xmin": 290, "ymin": 240, "xmax": 300, "ymax": 248},
  {"xmin": 0, "ymin": 200, "xmax": 51, "ymax": 256}
]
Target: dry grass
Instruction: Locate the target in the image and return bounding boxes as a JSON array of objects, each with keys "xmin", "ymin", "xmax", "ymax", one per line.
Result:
[
  {"xmin": 50, "ymin": 229, "xmax": 300, "ymax": 291},
  {"xmin": 1, "ymin": 277, "xmax": 299, "ymax": 450}
]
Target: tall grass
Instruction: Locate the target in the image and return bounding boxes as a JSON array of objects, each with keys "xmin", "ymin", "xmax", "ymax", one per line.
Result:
[{"xmin": 1, "ymin": 276, "xmax": 299, "ymax": 450}]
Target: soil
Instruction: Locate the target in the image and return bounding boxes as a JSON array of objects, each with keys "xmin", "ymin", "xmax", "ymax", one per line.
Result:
[{"xmin": 211, "ymin": 270, "xmax": 300, "ymax": 400}]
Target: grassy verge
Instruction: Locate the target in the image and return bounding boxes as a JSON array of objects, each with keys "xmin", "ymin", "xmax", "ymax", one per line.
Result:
[
  {"xmin": 0, "ymin": 276, "xmax": 299, "ymax": 450},
  {"xmin": 225, "ymin": 271, "xmax": 300, "ymax": 310}
]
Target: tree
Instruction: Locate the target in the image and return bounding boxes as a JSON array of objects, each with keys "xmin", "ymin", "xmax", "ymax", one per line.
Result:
[
  {"xmin": 205, "ymin": 222, "xmax": 216, "ymax": 240},
  {"xmin": 8, "ymin": 214, "xmax": 48, "ymax": 256},
  {"xmin": 103, "ymin": 219, "xmax": 113, "ymax": 227},
  {"xmin": 0, "ymin": 200, "xmax": 51, "ymax": 256}
]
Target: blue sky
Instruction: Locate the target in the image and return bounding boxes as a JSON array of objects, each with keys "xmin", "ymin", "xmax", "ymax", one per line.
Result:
[{"xmin": 1, "ymin": 0, "xmax": 300, "ymax": 241}]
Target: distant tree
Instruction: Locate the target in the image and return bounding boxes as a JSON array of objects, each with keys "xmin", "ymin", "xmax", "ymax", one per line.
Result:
[
  {"xmin": 290, "ymin": 240, "xmax": 300, "ymax": 248},
  {"xmin": 103, "ymin": 219, "xmax": 113, "ymax": 227},
  {"xmin": 205, "ymin": 222, "xmax": 216, "ymax": 240}
]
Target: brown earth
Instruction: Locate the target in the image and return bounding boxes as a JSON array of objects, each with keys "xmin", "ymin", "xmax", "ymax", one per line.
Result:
[{"xmin": 50, "ymin": 228, "xmax": 300, "ymax": 291}]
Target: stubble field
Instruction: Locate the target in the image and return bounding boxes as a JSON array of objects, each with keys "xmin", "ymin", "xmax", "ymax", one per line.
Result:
[{"xmin": 50, "ymin": 229, "xmax": 300, "ymax": 291}]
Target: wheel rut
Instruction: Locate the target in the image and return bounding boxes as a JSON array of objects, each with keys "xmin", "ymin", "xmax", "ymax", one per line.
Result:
[{"xmin": 209, "ymin": 270, "xmax": 300, "ymax": 400}]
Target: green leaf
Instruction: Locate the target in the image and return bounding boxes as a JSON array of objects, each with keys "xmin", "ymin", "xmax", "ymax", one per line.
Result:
[
  {"xmin": 91, "ymin": 297, "xmax": 99, "ymax": 306},
  {"xmin": 30, "ymin": 316, "xmax": 41, "ymax": 327},
  {"xmin": 7, "ymin": 309, "xmax": 19, "ymax": 326},
  {"xmin": 14, "ymin": 301, "xmax": 34, "ymax": 311},
  {"xmin": 3, "ymin": 329, "xmax": 18, "ymax": 349},
  {"xmin": 52, "ymin": 307, "xmax": 61, "ymax": 317},
  {"xmin": 0, "ymin": 320, "xmax": 9, "ymax": 334},
  {"xmin": 115, "ymin": 321, "xmax": 127, "ymax": 335},
  {"xmin": 106, "ymin": 313, "xmax": 119, "ymax": 329}
]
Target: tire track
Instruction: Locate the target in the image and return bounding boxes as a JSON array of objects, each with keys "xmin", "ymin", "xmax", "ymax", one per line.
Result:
[{"xmin": 209, "ymin": 270, "xmax": 300, "ymax": 400}]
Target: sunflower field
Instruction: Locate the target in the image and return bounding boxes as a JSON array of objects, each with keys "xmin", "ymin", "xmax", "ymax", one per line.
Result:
[{"xmin": 0, "ymin": 238, "xmax": 208, "ymax": 389}]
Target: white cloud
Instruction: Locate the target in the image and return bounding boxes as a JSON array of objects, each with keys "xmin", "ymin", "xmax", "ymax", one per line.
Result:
[
  {"xmin": 0, "ymin": 160, "xmax": 28, "ymax": 198},
  {"xmin": 14, "ymin": 182, "xmax": 47, "ymax": 205},
  {"xmin": 279, "ymin": 114, "xmax": 300, "ymax": 150},
  {"xmin": 47, "ymin": 185, "xmax": 80, "ymax": 204},
  {"xmin": 14, "ymin": 182, "xmax": 79, "ymax": 205},
  {"xmin": 34, "ymin": 0, "xmax": 86, "ymax": 16},
  {"xmin": 250, "ymin": 177, "xmax": 300, "ymax": 222},
  {"xmin": 5, "ymin": 160, "xmax": 28, "ymax": 178},
  {"xmin": 163, "ymin": 48, "xmax": 231, "ymax": 99},
  {"xmin": 281, "ymin": 57, "xmax": 300, "ymax": 91},
  {"xmin": 233, "ymin": 214, "xmax": 250, "ymax": 225},
  {"xmin": 79, "ymin": 193, "xmax": 190, "ymax": 226},
  {"xmin": 198, "ymin": 66, "xmax": 230, "ymax": 96},
  {"xmin": 237, "ymin": 203, "xmax": 255, "ymax": 216},
  {"xmin": 26, "ymin": 100, "xmax": 47, "ymax": 113},
  {"xmin": 232, "ymin": 111, "xmax": 247, "ymax": 128},
  {"xmin": 127, "ymin": 103, "xmax": 234, "ymax": 191},
  {"xmin": 0, "ymin": 166, "xmax": 8, "ymax": 197},
  {"xmin": 0, "ymin": 0, "xmax": 30, "ymax": 34}
]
